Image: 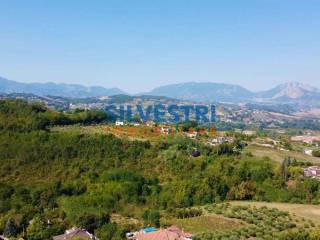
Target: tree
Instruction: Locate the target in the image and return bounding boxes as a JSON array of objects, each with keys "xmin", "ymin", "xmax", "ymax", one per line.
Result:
[
  {"xmin": 281, "ymin": 157, "xmax": 290, "ymax": 183},
  {"xmin": 3, "ymin": 218, "xmax": 18, "ymax": 238},
  {"xmin": 310, "ymin": 228, "xmax": 320, "ymax": 240},
  {"xmin": 26, "ymin": 216, "xmax": 47, "ymax": 240},
  {"xmin": 74, "ymin": 212, "xmax": 109, "ymax": 233},
  {"xmin": 313, "ymin": 149, "xmax": 320, "ymax": 157},
  {"xmin": 303, "ymin": 178, "xmax": 320, "ymax": 202},
  {"xmin": 227, "ymin": 181, "xmax": 257, "ymax": 200},
  {"xmin": 95, "ymin": 223, "xmax": 117, "ymax": 240},
  {"xmin": 142, "ymin": 209, "xmax": 160, "ymax": 227},
  {"xmin": 288, "ymin": 166, "xmax": 304, "ymax": 180}
]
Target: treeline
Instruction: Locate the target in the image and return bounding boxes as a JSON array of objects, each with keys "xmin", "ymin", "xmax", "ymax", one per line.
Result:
[{"xmin": 0, "ymin": 99, "xmax": 108, "ymax": 132}]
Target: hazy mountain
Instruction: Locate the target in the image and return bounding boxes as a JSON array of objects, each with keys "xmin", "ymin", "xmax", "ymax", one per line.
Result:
[
  {"xmin": 255, "ymin": 82, "xmax": 320, "ymax": 103},
  {"xmin": 1, "ymin": 75, "xmax": 320, "ymax": 106},
  {"xmin": 0, "ymin": 77, "xmax": 125, "ymax": 98},
  {"xmin": 145, "ymin": 81, "xmax": 320, "ymax": 106},
  {"xmin": 146, "ymin": 82, "xmax": 254, "ymax": 103}
]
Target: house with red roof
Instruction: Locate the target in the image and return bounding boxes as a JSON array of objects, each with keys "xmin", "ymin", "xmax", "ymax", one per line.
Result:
[{"xmin": 135, "ymin": 225, "xmax": 192, "ymax": 240}]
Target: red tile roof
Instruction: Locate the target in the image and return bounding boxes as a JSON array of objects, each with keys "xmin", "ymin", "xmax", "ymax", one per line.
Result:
[{"xmin": 136, "ymin": 226, "xmax": 192, "ymax": 240}]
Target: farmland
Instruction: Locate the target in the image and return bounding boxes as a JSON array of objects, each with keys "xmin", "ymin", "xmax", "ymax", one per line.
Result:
[
  {"xmin": 244, "ymin": 144, "xmax": 320, "ymax": 164},
  {"xmin": 230, "ymin": 201, "xmax": 320, "ymax": 224}
]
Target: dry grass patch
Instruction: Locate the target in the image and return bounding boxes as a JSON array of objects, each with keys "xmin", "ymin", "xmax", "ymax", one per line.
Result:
[{"xmin": 161, "ymin": 214, "xmax": 245, "ymax": 233}]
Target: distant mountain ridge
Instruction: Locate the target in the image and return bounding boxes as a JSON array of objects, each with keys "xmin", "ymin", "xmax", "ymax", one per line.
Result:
[
  {"xmin": 0, "ymin": 76, "xmax": 125, "ymax": 98},
  {"xmin": 145, "ymin": 82, "xmax": 254, "ymax": 103},
  {"xmin": 255, "ymin": 82, "xmax": 320, "ymax": 100},
  {"xmin": 0, "ymin": 76, "xmax": 319, "ymax": 106},
  {"xmin": 145, "ymin": 81, "xmax": 320, "ymax": 105}
]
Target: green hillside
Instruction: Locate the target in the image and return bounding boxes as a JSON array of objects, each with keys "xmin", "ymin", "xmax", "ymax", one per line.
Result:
[{"xmin": 1, "ymin": 100, "xmax": 320, "ymax": 239}]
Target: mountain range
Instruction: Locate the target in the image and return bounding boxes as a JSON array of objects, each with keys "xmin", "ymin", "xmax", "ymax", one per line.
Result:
[
  {"xmin": 146, "ymin": 81, "xmax": 320, "ymax": 106},
  {"xmin": 1, "ymin": 76, "xmax": 320, "ymax": 106},
  {"xmin": 0, "ymin": 76, "xmax": 124, "ymax": 98}
]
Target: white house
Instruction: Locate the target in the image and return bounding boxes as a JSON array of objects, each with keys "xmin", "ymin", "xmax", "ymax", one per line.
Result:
[
  {"xmin": 304, "ymin": 148, "xmax": 313, "ymax": 156},
  {"xmin": 115, "ymin": 121, "xmax": 125, "ymax": 126}
]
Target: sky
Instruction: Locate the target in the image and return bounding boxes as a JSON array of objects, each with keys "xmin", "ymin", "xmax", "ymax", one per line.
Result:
[{"xmin": 0, "ymin": 0, "xmax": 319, "ymax": 93}]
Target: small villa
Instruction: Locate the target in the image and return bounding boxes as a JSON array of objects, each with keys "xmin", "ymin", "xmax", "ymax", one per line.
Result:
[{"xmin": 132, "ymin": 226, "xmax": 192, "ymax": 240}]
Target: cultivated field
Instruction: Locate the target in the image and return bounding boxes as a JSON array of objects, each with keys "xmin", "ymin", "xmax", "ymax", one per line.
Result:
[
  {"xmin": 161, "ymin": 214, "xmax": 245, "ymax": 233},
  {"xmin": 245, "ymin": 145, "xmax": 320, "ymax": 164},
  {"xmin": 230, "ymin": 201, "xmax": 320, "ymax": 224}
]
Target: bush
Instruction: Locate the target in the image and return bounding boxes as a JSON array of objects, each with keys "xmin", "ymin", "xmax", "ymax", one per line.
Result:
[
  {"xmin": 142, "ymin": 209, "xmax": 160, "ymax": 227},
  {"xmin": 74, "ymin": 212, "xmax": 110, "ymax": 233},
  {"xmin": 313, "ymin": 149, "xmax": 320, "ymax": 158}
]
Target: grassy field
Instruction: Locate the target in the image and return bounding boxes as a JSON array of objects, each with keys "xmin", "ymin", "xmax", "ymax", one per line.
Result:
[
  {"xmin": 230, "ymin": 201, "xmax": 320, "ymax": 224},
  {"xmin": 161, "ymin": 214, "xmax": 245, "ymax": 233},
  {"xmin": 244, "ymin": 144, "xmax": 320, "ymax": 164}
]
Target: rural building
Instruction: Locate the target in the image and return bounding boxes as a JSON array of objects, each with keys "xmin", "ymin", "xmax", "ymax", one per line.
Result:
[
  {"xmin": 291, "ymin": 135, "xmax": 320, "ymax": 144},
  {"xmin": 185, "ymin": 131, "xmax": 198, "ymax": 138},
  {"xmin": 304, "ymin": 166, "xmax": 320, "ymax": 179},
  {"xmin": 242, "ymin": 130, "xmax": 256, "ymax": 136},
  {"xmin": 53, "ymin": 228, "xmax": 98, "ymax": 240},
  {"xmin": 134, "ymin": 225, "xmax": 192, "ymax": 240},
  {"xmin": 207, "ymin": 136, "xmax": 234, "ymax": 146},
  {"xmin": 115, "ymin": 121, "xmax": 125, "ymax": 126},
  {"xmin": 161, "ymin": 126, "xmax": 172, "ymax": 135},
  {"xmin": 304, "ymin": 148, "xmax": 313, "ymax": 156},
  {"xmin": 145, "ymin": 120, "xmax": 156, "ymax": 127}
]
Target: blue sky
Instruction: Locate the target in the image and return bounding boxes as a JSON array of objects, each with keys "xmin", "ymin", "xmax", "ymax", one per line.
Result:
[{"xmin": 0, "ymin": 0, "xmax": 319, "ymax": 93}]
